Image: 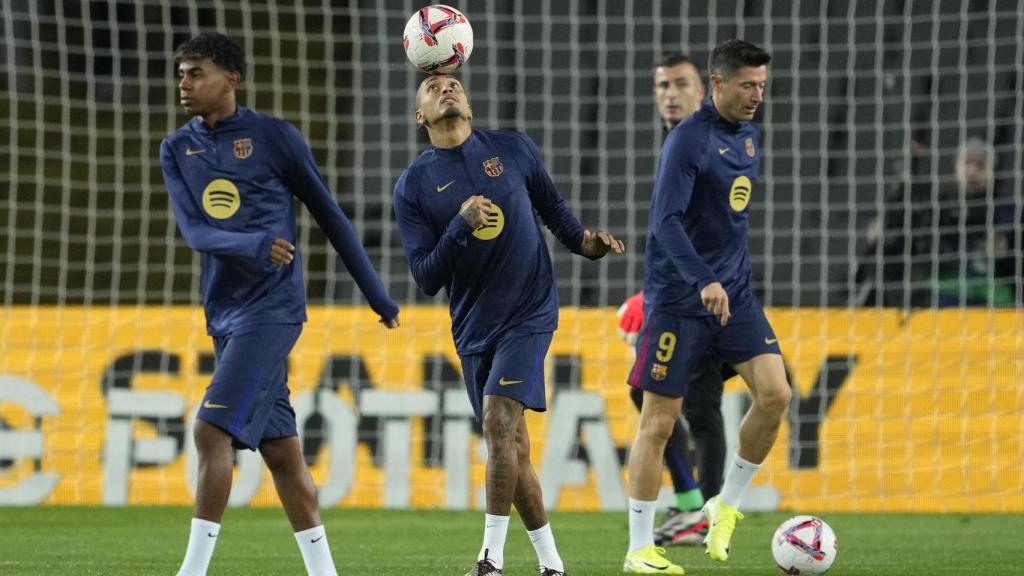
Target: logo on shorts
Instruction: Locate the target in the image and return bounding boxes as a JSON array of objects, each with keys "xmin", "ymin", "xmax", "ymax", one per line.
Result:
[
  {"xmin": 203, "ymin": 399, "xmax": 229, "ymax": 409},
  {"xmin": 764, "ymin": 337, "xmax": 778, "ymax": 345},
  {"xmin": 498, "ymin": 377, "xmax": 523, "ymax": 386},
  {"xmin": 650, "ymin": 363, "xmax": 668, "ymax": 381}
]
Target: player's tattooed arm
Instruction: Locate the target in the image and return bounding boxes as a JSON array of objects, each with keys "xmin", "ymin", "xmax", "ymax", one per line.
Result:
[{"xmin": 459, "ymin": 195, "xmax": 491, "ymax": 230}]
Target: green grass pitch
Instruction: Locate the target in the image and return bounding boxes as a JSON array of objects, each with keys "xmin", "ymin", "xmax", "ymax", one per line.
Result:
[{"xmin": 1, "ymin": 507, "xmax": 1022, "ymax": 575}]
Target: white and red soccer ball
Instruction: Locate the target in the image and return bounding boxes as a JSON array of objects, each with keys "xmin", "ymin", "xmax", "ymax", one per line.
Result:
[
  {"xmin": 403, "ymin": 4, "xmax": 474, "ymax": 74},
  {"xmin": 772, "ymin": 516, "xmax": 838, "ymax": 575}
]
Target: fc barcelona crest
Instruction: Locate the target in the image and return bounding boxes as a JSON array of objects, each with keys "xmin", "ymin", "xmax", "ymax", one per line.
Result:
[
  {"xmin": 650, "ymin": 363, "xmax": 668, "ymax": 381},
  {"xmin": 482, "ymin": 156, "xmax": 503, "ymax": 177},
  {"xmin": 745, "ymin": 137, "xmax": 755, "ymax": 158},
  {"xmin": 233, "ymin": 138, "xmax": 253, "ymax": 159}
]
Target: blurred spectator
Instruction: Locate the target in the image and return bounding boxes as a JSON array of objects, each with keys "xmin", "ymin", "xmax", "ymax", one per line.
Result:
[{"xmin": 855, "ymin": 136, "xmax": 1016, "ymax": 307}]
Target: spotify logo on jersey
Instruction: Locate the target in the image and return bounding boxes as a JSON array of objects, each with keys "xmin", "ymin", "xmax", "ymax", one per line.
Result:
[
  {"xmin": 729, "ymin": 176, "xmax": 752, "ymax": 212},
  {"xmin": 472, "ymin": 202, "xmax": 504, "ymax": 240},
  {"xmin": 202, "ymin": 179, "xmax": 241, "ymax": 219}
]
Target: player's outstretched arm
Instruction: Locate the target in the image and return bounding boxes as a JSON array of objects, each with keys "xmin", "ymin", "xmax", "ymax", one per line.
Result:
[
  {"xmin": 513, "ymin": 132, "xmax": 609, "ymax": 258},
  {"xmin": 273, "ymin": 122, "xmax": 400, "ymax": 324},
  {"xmin": 581, "ymin": 229, "xmax": 625, "ymax": 258}
]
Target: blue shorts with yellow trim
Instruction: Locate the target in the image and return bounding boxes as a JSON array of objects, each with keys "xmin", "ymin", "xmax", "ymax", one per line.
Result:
[
  {"xmin": 197, "ymin": 323, "xmax": 302, "ymax": 451},
  {"xmin": 627, "ymin": 296, "xmax": 779, "ymax": 398},
  {"xmin": 459, "ymin": 331, "xmax": 552, "ymax": 424}
]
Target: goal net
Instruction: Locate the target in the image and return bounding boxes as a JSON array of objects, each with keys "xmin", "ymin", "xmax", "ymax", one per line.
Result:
[{"xmin": 1, "ymin": 0, "xmax": 1021, "ymax": 513}]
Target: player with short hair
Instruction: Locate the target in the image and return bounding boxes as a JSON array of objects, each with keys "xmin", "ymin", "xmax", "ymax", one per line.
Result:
[
  {"xmin": 160, "ymin": 32, "xmax": 399, "ymax": 576},
  {"xmin": 393, "ymin": 73, "xmax": 624, "ymax": 576},
  {"xmin": 618, "ymin": 52, "xmax": 731, "ymax": 549},
  {"xmin": 623, "ymin": 39, "xmax": 789, "ymax": 574}
]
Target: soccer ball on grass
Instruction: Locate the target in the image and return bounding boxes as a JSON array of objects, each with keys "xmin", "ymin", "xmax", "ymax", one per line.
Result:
[
  {"xmin": 771, "ymin": 515, "xmax": 838, "ymax": 575},
  {"xmin": 403, "ymin": 4, "xmax": 474, "ymax": 74}
]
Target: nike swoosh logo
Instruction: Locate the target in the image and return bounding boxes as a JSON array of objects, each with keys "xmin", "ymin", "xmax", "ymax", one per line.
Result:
[
  {"xmin": 718, "ymin": 147, "xmax": 730, "ymax": 155},
  {"xmin": 311, "ymin": 535, "xmax": 325, "ymax": 543},
  {"xmin": 203, "ymin": 400, "xmax": 229, "ymax": 409},
  {"xmin": 436, "ymin": 180, "xmax": 455, "ymax": 192},
  {"xmin": 208, "ymin": 532, "xmax": 218, "ymax": 538},
  {"xmin": 186, "ymin": 148, "xmax": 207, "ymax": 156},
  {"xmin": 642, "ymin": 561, "xmax": 669, "ymax": 570},
  {"xmin": 498, "ymin": 378, "xmax": 523, "ymax": 386},
  {"xmin": 765, "ymin": 337, "xmax": 778, "ymax": 345},
  {"xmin": 630, "ymin": 507, "xmax": 643, "ymax": 513}
]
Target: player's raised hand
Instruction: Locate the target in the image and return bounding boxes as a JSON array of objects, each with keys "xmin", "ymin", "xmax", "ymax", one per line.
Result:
[
  {"xmin": 581, "ymin": 229, "xmax": 625, "ymax": 258},
  {"xmin": 459, "ymin": 195, "xmax": 491, "ymax": 230},
  {"xmin": 380, "ymin": 315, "xmax": 400, "ymax": 329},
  {"xmin": 700, "ymin": 281, "xmax": 731, "ymax": 326},
  {"xmin": 269, "ymin": 237, "xmax": 295, "ymax": 264}
]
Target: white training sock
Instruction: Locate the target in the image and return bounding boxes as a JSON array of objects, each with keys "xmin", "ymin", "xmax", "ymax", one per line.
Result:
[
  {"xmin": 176, "ymin": 518, "xmax": 220, "ymax": 576},
  {"xmin": 718, "ymin": 453, "xmax": 762, "ymax": 508},
  {"xmin": 294, "ymin": 525, "xmax": 338, "ymax": 576},
  {"xmin": 627, "ymin": 498, "xmax": 658, "ymax": 553},
  {"xmin": 478, "ymin": 513, "xmax": 510, "ymax": 569},
  {"xmin": 527, "ymin": 523, "xmax": 564, "ymax": 572}
]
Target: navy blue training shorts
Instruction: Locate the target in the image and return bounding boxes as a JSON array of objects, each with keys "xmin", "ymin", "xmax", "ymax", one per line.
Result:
[
  {"xmin": 459, "ymin": 331, "xmax": 552, "ymax": 424},
  {"xmin": 627, "ymin": 296, "xmax": 779, "ymax": 398},
  {"xmin": 197, "ymin": 323, "xmax": 302, "ymax": 450}
]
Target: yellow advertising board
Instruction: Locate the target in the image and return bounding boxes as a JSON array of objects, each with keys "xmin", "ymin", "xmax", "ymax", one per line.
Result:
[{"xmin": 1, "ymin": 306, "xmax": 1021, "ymax": 512}]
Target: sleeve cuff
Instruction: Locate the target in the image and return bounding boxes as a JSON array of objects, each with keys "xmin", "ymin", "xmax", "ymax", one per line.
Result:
[
  {"xmin": 255, "ymin": 233, "xmax": 276, "ymax": 262},
  {"xmin": 696, "ymin": 276, "xmax": 718, "ymax": 292},
  {"xmin": 445, "ymin": 214, "xmax": 474, "ymax": 244}
]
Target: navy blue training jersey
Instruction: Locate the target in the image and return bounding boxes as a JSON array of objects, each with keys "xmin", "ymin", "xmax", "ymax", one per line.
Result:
[
  {"xmin": 644, "ymin": 101, "xmax": 762, "ymax": 317},
  {"xmin": 160, "ymin": 106, "xmax": 398, "ymax": 335},
  {"xmin": 393, "ymin": 129, "xmax": 587, "ymax": 355}
]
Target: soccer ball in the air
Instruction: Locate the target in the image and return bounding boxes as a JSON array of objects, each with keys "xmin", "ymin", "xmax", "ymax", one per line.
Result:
[
  {"xmin": 771, "ymin": 516, "xmax": 838, "ymax": 575},
  {"xmin": 403, "ymin": 5, "xmax": 474, "ymax": 74}
]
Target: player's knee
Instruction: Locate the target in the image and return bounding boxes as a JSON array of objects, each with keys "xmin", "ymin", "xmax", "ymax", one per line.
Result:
[
  {"xmin": 758, "ymin": 380, "xmax": 792, "ymax": 417},
  {"xmin": 482, "ymin": 403, "xmax": 516, "ymax": 445},
  {"xmin": 193, "ymin": 419, "xmax": 230, "ymax": 454},
  {"xmin": 259, "ymin": 443, "xmax": 286, "ymax": 473},
  {"xmin": 638, "ymin": 410, "xmax": 676, "ymax": 445}
]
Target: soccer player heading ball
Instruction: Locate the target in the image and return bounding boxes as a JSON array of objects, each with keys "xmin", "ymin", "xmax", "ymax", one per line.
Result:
[
  {"xmin": 393, "ymin": 74, "xmax": 625, "ymax": 576},
  {"xmin": 623, "ymin": 39, "xmax": 789, "ymax": 574},
  {"xmin": 161, "ymin": 32, "xmax": 399, "ymax": 576}
]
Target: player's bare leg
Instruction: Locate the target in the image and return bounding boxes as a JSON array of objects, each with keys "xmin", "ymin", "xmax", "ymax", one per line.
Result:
[
  {"xmin": 703, "ymin": 353, "xmax": 791, "ymax": 562},
  {"xmin": 483, "ymin": 394, "xmax": 524, "ymax": 515},
  {"xmin": 193, "ymin": 419, "xmax": 235, "ymax": 522},
  {"xmin": 260, "ymin": 436, "xmax": 337, "ymax": 576},
  {"xmin": 511, "ymin": 416, "xmax": 544, "ymax": 529},
  {"xmin": 628, "ymin": 391, "xmax": 684, "ymax": 501},
  {"xmin": 175, "ymin": 419, "xmax": 233, "ymax": 576},
  {"xmin": 260, "ymin": 436, "xmax": 321, "ymax": 531},
  {"xmin": 511, "ymin": 417, "xmax": 565, "ymax": 574},
  {"xmin": 468, "ymin": 394, "xmax": 525, "ymax": 574},
  {"xmin": 730, "ymin": 353, "xmax": 790, "ymax": 466},
  {"xmin": 623, "ymin": 391, "xmax": 685, "ymax": 573}
]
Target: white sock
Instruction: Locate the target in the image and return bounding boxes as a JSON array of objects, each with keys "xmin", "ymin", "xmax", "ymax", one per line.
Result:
[
  {"xmin": 718, "ymin": 453, "xmax": 761, "ymax": 508},
  {"xmin": 176, "ymin": 518, "xmax": 220, "ymax": 576},
  {"xmin": 627, "ymin": 498, "xmax": 658, "ymax": 553},
  {"xmin": 478, "ymin": 513, "xmax": 510, "ymax": 569},
  {"xmin": 527, "ymin": 523, "xmax": 564, "ymax": 571},
  {"xmin": 294, "ymin": 525, "xmax": 338, "ymax": 576}
]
